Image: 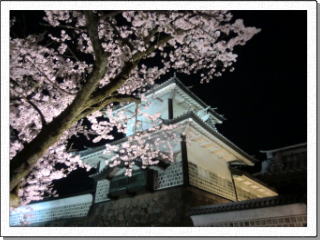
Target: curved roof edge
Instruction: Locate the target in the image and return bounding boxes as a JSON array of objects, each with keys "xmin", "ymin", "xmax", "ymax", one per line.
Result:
[
  {"xmin": 164, "ymin": 111, "xmax": 257, "ymax": 165},
  {"xmin": 148, "ymin": 76, "xmax": 226, "ymax": 122}
]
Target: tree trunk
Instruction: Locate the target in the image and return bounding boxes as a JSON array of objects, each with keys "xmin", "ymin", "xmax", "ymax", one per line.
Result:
[
  {"xmin": 10, "ymin": 11, "xmax": 107, "ymax": 195},
  {"xmin": 10, "ymin": 103, "xmax": 82, "ymax": 191}
]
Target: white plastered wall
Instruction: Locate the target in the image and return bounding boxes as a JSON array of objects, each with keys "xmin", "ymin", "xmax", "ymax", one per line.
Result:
[{"xmin": 187, "ymin": 140, "xmax": 231, "ymax": 179}]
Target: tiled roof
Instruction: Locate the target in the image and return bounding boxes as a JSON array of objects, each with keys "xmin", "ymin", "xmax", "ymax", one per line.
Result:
[
  {"xmin": 78, "ymin": 110, "xmax": 256, "ymax": 165},
  {"xmin": 229, "ymin": 166, "xmax": 277, "ymax": 192},
  {"xmin": 119, "ymin": 76, "xmax": 225, "ymax": 122},
  {"xmin": 188, "ymin": 195, "xmax": 305, "ymax": 216},
  {"xmin": 260, "ymin": 142, "xmax": 307, "ymax": 154},
  {"xmin": 164, "ymin": 111, "xmax": 257, "ymax": 163},
  {"xmin": 152, "ymin": 76, "xmax": 226, "ymax": 121}
]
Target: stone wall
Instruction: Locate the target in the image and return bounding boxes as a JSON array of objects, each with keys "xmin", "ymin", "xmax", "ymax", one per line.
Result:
[
  {"xmin": 191, "ymin": 203, "xmax": 307, "ymax": 227},
  {"xmin": 39, "ymin": 186, "xmax": 230, "ymax": 227}
]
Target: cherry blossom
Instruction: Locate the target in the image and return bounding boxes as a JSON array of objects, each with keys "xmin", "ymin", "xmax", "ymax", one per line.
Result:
[{"xmin": 10, "ymin": 10, "xmax": 259, "ymax": 206}]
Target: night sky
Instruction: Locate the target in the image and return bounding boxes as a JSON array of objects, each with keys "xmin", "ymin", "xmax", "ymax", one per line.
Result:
[
  {"xmin": 10, "ymin": 11, "xmax": 307, "ymax": 197},
  {"xmin": 179, "ymin": 10, "xmax": 307, "ymax": 159}
]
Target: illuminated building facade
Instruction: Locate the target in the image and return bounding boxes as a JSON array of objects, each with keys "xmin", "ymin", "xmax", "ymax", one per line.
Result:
[
  {"xmin": 11, "ymin": 77, "xmax": 296, "ymax": 227},
  {"xmin": 190, "ymin": 143, "xmax": 307, "ymax": 227}
]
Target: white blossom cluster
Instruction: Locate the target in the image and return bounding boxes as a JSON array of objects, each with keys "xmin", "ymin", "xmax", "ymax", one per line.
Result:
[
  {"xmin": 105, "ymin": 123, "xmax": 180, "ymax": 177},
  {"xmin": 16, "ymin": 128, "xmax": 91, "ymax": 205},
  {"xmin": 10, "ymin": 10, "xmax": 259, "ymax": 205}
]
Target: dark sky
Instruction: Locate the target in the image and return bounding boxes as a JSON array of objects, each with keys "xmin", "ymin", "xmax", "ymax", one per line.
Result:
[
  {"xmin": 179, "ymin": 10, "xmax": 307, "ymax": 159},
  {"xmin": 11, "ymin": 11, "xmax": 307, "ymax": 196}
]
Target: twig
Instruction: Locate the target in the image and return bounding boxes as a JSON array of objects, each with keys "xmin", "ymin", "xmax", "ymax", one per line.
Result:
[
  {"xmin": 106, "ymin": 19, "xmax": 134, "ymax": 51},
  {"xmin": 10, "ymin": 86, "xmax": 47, "ymax": 127},
  {"xmin": 25, "ymin": 57, "xmax": 77, "ymax": 96},
  {"xmin": 39, "ymin": 23, "xmax": 85, "ymax": 31},
  {"xmin": 66, "ymin": 45, "xmax": 80, "ymax": 62},
  {"xmin": 24, "ymin": 97, "xmax": 47, "ymax": 127}
]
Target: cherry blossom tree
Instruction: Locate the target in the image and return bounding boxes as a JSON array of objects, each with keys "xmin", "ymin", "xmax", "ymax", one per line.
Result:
[{"xmin": 10, "ymin": 10, "xmax": 260, "ymax": 206}]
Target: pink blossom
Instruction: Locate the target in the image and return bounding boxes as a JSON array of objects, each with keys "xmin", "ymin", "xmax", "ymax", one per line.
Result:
[{"xmin": 10, "ymin": 10, "xmax": 259, "ymax": 208}]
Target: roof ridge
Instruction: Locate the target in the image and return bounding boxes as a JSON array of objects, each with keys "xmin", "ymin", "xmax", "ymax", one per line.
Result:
[
  {"xmin": 260, "ymin": 142, "xmax": 307, "ymax": 153},
  {"xmin": 188, "ymin": 195, "xmax": 305, "ymax": 216}
]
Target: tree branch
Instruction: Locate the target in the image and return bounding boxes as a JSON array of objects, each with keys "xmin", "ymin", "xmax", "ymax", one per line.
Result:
[
  {"xmin": 10, "ymin": 11, "xmax": 184, "ymax": 199},
  {"xmin": 25, "ymin": 57, "xmax": 77, "ymax": 96},
  {"xmin": 131, "ymin": 33, "xmax": 175, "ymax": 62},
  {"xmin": 143, "ymin": 28, "xmax": 158, "ymax": 44},
  {"xmin": 66, "ymin": 45, "xmax": 80, "ymax": 62},
  {"xmin": 85, "ymin": 30, "xmax": 180, "ymax": 109},
  {"xmin": 10, "ymin": 11, "xmax": 108, "ymax": 194},
  {"xmin": 24, "ymin": 97, "xmax": 47, "ymax": 127},
  {"xmin": 75, "ymin": 95, "xmax": 141, "ymax": 122},
  {"xmin": 40, "ymin": 23, "xmax": 86, "ymax": 31},
  {"xmin": 103, "ymin": 10, "xmax": 123, "ymax": 18},
  {"xmin": 83, "ymin": 11, "xmax": 108, "ymax": 63}
]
